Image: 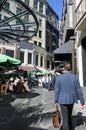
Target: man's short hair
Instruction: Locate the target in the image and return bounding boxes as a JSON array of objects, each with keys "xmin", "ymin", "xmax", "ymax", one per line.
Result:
[{"xmin": 64, "ymin": 63, "xmax": 71, "ymax": 71}]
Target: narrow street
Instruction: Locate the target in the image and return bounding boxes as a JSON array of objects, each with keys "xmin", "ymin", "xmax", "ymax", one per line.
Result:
[{"xmin": 0, "ymin": 86, "xmax": 86, "ymax": 130}]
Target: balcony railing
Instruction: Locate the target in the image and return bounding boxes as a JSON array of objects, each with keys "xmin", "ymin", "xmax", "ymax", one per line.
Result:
[{"xmin": 75, "ymin": 0, "xmax": 86, "ymax": 25}]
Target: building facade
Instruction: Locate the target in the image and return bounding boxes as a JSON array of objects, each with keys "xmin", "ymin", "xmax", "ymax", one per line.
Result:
[
  {"xmin": 74, "ymin": 0, "xmax": 86, "ymax": 86},
  {"xmin": 54, "ymin": 0, "xmax": 75, "ymax": 70},
  {"xmin": 61, "ymin": 0, "xmax": 74, "ymax": 43},
  {"xmin": 57, "ymin": 0, "xmax": 86, "ymax": 87},
  {"xmin": 0, "ymin": 0, "xmax": 35, "ymax": 69},
  {"xmin": 45, "ymin": 2, "xmax": 59, "ymax": 70},
  {"xmin": 0, "ymin": 0, "xmax": 59, "ymax": 71}
]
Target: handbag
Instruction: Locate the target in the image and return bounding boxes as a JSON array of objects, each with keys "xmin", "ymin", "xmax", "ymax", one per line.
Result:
[{"xmin": 52, "ymin": 108, "xmax": 61, "ymax": 128}]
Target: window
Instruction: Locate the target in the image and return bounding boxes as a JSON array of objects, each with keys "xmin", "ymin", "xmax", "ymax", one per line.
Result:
[
  {"xmin": 6, "ymin": 50, "xmax": 14, "ymax": 57},
  {"xmin": 69, "ymin": 5, "xmax": 73, "ymax": 27},
  {"xmin": 46, "ymin": 8, "xmax": 49, "ymax": 16},
  {"xmin": 47, "ymin": 60, "xmax": 50, "ymax": 68},
  {"xmin": 34, "ymin": 0, "xmax": 38, "ymax": 10},
  {"xmin": 36, "ymin": 54, "xmax": 38, "ymax": 65},
  {"xmin": 34, "ymin": 40, "xmax": 37, "ymax": 45},
  {"xmin": 40, "ymin": 56, "xmax": 43, "ymax": 66},
  {"xmin": 39, "ymin": 18, "xmax": 42, "ymax": 26},
  {"xmin": 20, "ymin": 51, "xmax": 24, "ymax": 63},
  {"xmin": 38, "ymin": 42, "xmax": 42, "ymax": 47},
  {"xmin": 39, "ymin": 30, "xmax": 42, "ymax": 38},
  {"xmin": 28, "ymin": 53, "xmax": 32, "ymax": 64},
  {"xmin": 39, "ymin": 2, "xmax": 43, "ymax": 13}
]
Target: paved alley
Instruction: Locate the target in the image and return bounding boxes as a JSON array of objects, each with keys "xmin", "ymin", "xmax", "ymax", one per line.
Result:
[{"xmin": 0, "ymin": 86, "xmax": 86, "ymax": 130}]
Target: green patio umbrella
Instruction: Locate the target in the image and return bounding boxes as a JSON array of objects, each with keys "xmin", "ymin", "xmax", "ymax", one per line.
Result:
[
  {"xmin": 35, "ymin": 72, "xmax": 42, "ymax": 76},
  {"xmin": 41, "ymin": 70, "xmax": 51, "ymax": 75},
  {"xmin": 0, "ymin": 53, "xmax": 21, "ymax": 66}
]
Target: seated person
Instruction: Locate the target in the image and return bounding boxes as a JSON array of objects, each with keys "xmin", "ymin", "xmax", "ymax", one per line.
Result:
[
  {"xmin": 13, "ymin": 76, "xmax": 23, "ymax": 93},
  {"xmin": 8, "ymin": 77, "xmax": 14, "ymax": 93},
  {"xmin": 23, "ymin": 78, "xmax": 31, "ymax": 92}
]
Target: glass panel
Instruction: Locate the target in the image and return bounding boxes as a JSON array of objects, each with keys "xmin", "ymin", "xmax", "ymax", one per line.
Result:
[{"xmin": 0, "ymin": 0, "xmax": 38, "ymax": 42}]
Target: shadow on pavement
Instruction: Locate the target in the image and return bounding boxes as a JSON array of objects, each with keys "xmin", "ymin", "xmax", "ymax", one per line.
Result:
[
  {"xmin": 0, "ymin": 90, "xmax": 53, "ymax": 130},
  {"xmin": 72, "ymin": 112, "xmax": 86, "ymax": 129}
]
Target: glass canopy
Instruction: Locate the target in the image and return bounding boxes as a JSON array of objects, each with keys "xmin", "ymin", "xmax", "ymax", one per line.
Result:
[{"xmin": 0, "ymin": 0, "xmax": 39, "ymax": 42}]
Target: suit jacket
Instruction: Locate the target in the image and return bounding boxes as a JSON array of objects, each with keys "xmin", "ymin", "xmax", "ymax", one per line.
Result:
[{"xmin": 54, "ymin": 71, "xmax": 85, "ymax": 105}]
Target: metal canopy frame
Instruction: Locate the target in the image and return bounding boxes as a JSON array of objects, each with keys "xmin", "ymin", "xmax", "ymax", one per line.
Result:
[{"xmin": 0, "ymin": 0, "xmax": 39, "ymax": 42}]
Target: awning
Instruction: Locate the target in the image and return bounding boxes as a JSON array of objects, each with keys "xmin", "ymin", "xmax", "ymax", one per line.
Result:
[
  {"xmin": 35, "ymin": 67, "xmax": 46, "ymax": 71},
  {"xmin": 54, "ymin": 40, "xmax": 72, "ymax": 54},
  {"xmin": 20, "ymin": 66, "xmax": 33, "ymax": 71},
  {"xmin": 0, "ymin": 53, "xmax": 21, "ymax": 66}
]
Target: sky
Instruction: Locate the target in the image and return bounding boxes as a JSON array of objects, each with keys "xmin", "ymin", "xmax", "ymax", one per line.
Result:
[{"xmin": 47, "ymin": 0, "xmax": 63, "ymax": 20}]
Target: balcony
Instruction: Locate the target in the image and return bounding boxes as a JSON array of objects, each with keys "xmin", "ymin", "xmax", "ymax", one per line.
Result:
[{"xmin": 75, "ymin": 0, "xmax": 86, "ymax": 31}]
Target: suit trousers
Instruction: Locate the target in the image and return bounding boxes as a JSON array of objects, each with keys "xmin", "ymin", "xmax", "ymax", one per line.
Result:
[{"xmin": 60, "ymin": 104, "xmax": 74, "ymax": 130}]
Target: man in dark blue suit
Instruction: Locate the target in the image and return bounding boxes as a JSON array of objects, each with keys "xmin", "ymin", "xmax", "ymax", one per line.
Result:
[{"xmin": 54, "ymin": 63, "xmax": 85, "ymax": 130}]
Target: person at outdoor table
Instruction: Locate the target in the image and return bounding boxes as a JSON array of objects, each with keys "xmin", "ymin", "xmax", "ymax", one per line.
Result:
[
  {"xmin": 13, "ymin": 76, "xmax": 22, "ymax": 93},
  {"xmin": 8, "ymin": 77, "xmax": 14, "ymax": 93},
  {"xmin": 23, "ymin": 78, "xmax": 31, "ymax": 92},
  {"xmin": 54, "ymin": 63, "xmax": 86, "ymax": 130}
]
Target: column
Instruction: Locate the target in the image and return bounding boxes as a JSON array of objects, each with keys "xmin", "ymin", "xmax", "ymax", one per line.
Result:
[
  {"xmin": 1, "ymin": 47, "xmax": 6, "ymax": 54},
  {"xmin": 14, "ymin": 44, "xmax": 18, "ymax": 59},
  {"xmin": 32, "ymin": 49, "xmax": 35, "ymax": 66},
  {"xmin": 24, "ymin": 49, "xmax": 28, "ymax": 65}
]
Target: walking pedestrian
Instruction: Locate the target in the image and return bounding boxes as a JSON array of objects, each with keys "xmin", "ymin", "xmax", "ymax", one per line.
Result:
[
  {"xmin": 43, "ymin": 74, "xmax": 50, "ymax": 90},
  {"xmin": 54, "ymin": 63, "xmax": 85, "ymax": 130}
]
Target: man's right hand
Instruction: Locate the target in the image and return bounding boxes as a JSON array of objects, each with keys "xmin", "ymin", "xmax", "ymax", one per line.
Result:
[{"xmin": 81, "ymin": 104, "xmax": 86, "ymax": 109}]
